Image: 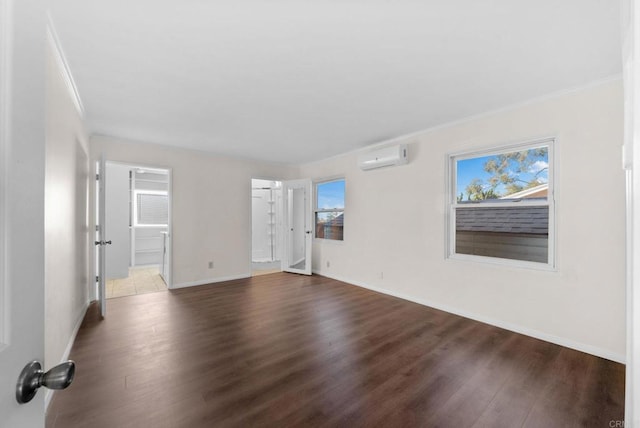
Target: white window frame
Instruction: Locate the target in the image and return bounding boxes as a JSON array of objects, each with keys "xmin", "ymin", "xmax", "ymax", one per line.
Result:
[
  {"xmin": 314, "ymin": 178, "xmax": 345, "ymax": 241},
  {"xmin": 446, "ymin": 137, "xmax": 556, "ymax": 270},
  {"xmin": 133, "ymin": 189, "xmax": 169, "ymax": 227}
]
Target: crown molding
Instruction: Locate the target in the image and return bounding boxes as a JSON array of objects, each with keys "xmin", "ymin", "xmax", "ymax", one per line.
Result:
[{"xmin": 46, "ymin": 14, "xmax": 84, "ymax": 117}]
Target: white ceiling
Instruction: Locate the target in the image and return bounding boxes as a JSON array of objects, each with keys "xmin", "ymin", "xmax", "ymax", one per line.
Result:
[{"xmin": 49, "ymin": 1, "xmax": 621, "ymax": 164}]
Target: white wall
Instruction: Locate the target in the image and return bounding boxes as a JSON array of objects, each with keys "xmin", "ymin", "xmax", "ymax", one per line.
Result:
[
  {"xmin": 44, "ymin": 29, "xmax": 90, "ymax": 393},
  {"xmin": 105, "ymin": 163, "xmax": 130, "ymax": 279},
  {"xmin": 90, "ymin": 136, "xmax": 297, "ymax": 288},
  {"xmin": 300, "ymin": 79, "xmax": 626, "ymax": 361}
]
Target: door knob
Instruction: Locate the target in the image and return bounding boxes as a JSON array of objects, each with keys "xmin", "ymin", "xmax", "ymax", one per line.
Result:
[{"xmin": 16, "ymin": 360, "xmax": 75, "ymax": 404}]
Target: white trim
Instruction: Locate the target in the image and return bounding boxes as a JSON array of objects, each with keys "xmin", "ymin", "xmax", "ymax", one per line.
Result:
[
  {"xmin": 447, "ymin": 137, "xmax": 554, "ymax": 162},
  {"xmin": 312, "ymin": 270, "xmax": 625, "ymax": 364},
  {"xmin": 44, "ymin": 300, "xmax": 90, "ymax": 411},
  {"xmin": 171, "ymin": 273, "xmax": 251, "ymax": 289},
  {"xmin": 623, "ymin": 0, "xmax": 639, "ymax": 424},
  {"xmin": 446, "ymin": 137, "xmax": 556, "ymax": 270},
  {"xmin": 446, "ymin": 253, "xmax": 557, "ymax": 272},
  {"xmin": 626, "ymin": 168, "xmax": 635, "ymax": 427},
  {"xmin": 501, "ymin": 183, "xmax": 549, "ymax": 199},
  {"xmin": 130, "ymin": 172, "xmax": 136, "ymax": 267},
  {"xmin": 133, "ymin": 190, "xmax": 167, "ymax": 196},
  {"xmin": 0, "ymin": 0, "xmax": 12, "ymax": 351},
  {"xmin": 103, "ymin": 160, "xmax": 173, "ymax": 175},
  {"xmin": 45, "ymin": 16, "xmax": 84, "ymax": 117}
]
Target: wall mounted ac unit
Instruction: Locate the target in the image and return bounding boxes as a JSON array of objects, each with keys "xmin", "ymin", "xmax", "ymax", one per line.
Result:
[{"xmin": 357, "ymin": 144, "xmax": 408, "ymax": 171}]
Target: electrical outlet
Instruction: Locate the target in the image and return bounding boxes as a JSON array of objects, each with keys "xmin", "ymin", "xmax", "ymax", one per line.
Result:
[
  {"xmin": 208, "ymin": 261, "xmax": 214, "ymax": 269},
  {"xmin": 326, "ymin": 260, "xmax": 330, "ymax": 268}
]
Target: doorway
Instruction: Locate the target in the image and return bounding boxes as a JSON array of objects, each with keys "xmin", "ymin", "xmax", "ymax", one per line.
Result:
[
  {"xmin": 97, "ymin": 162, "xmax": 172, "ymax": 300},
  {"xmin": 251, "ymin": 179, "xmax": 282, "ymax": 276}
]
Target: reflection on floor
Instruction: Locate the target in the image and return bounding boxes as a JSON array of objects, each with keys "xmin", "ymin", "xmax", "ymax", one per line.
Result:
[
  {"xmin": 106, "ymin": 266, "xmax": 167, "ymax": 299},
  {"xmin": 252, "ymin": 260, "xmax": 281, "ymax": 276}
]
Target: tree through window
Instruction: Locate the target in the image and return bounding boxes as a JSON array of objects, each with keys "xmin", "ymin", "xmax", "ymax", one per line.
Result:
[{"xmin": 449, "ymin": 139, "xmax": 554, "ymax": 267}]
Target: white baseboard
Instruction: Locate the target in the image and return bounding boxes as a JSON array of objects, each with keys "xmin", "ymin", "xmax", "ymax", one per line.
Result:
[
  {"xmin": 172, "ymin": 273, "xmax": 251, "ymax": 289},
  {"xmin": 313, "ymin": 270, "xmax": 626, "ymax": 364},
  {"xmin": 44, "ymin": 299, "xmax": 90, "ymax": 411}
]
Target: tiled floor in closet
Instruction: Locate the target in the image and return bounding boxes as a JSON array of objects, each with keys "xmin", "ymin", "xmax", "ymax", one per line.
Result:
[{"xmin": 106, "ymin": 266, "xmax": 168, "ymax": 299}]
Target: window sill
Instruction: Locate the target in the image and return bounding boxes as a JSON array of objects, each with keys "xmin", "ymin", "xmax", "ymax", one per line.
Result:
[{"xmin": 447, "ymin": 253, "xmax": 557, "ymax": 272}]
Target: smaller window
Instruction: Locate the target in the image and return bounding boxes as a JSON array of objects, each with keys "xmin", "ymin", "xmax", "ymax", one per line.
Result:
[
  {"xmin": 135, "ymin": 191, "xmax": 168, "ymax": 226},
  {"xmin": 315, "ymin": 179, "xmax": 345, "ymax": 241}
]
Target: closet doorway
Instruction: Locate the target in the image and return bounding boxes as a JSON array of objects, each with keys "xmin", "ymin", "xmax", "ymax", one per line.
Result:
[{"xmin": 251, "ymin": 179, "xmax": 282, "ymax": 276}]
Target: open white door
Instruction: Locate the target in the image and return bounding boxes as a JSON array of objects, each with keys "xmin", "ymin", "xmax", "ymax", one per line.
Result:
[
  {"xmin": 96, "ymin": 157, "xmax": 107, "ymax": 317},
  {"xmin": 282, "ymin": 179, "xmax": 313, "ymax": 275},
  {"xmin": 0, "ymin": 0, "xmax": 46, "ymax": 424}
]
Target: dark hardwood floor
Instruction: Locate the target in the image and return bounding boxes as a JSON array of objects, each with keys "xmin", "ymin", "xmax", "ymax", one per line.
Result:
[{"xmin": 46, "ymin": 273, "xmax": 625, "ymax": 427}]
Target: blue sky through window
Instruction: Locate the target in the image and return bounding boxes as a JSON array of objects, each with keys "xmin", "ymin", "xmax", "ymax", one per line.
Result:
[
  {"xmin": 456, "ymin": 147, "xmax": 549, "ymax": 200},
  {"xmin": 317, "ymin": 180, "xmax": 345, "ymax": 209}
]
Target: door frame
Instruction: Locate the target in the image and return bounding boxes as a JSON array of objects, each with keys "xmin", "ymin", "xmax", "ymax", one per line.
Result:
[
  {"xmin": 97, "ymin": 157, "xmax": 106, "ymax": 316},
  {"xmin": 282, "ymin": 178, "xmax": 313, "ymax": 275},
  {"xmin": 93, "ymin": 160, "xmax": 174, "ymax": 310}
]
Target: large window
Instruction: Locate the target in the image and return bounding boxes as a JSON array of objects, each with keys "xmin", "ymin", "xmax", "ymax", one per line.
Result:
[
  {"xmin": 448, "ymin": 139, "xmax": 554, "ymax": 268},
  {"xmin": 315, "ymin": 179, "xmax": 345, "ymax": 240}
]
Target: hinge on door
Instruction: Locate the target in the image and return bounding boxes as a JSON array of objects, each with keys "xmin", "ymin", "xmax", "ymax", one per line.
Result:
[
  {"xmin": 95, "ymin": 225, "xmax": 100, "ymax": 231},
  {"xmin": 96, "ymin": 173, "xmax": 100, "ymax": 180},
  {"xmin": 95, "ymin": 276, "xmax": 99, "ymax": 282}
]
